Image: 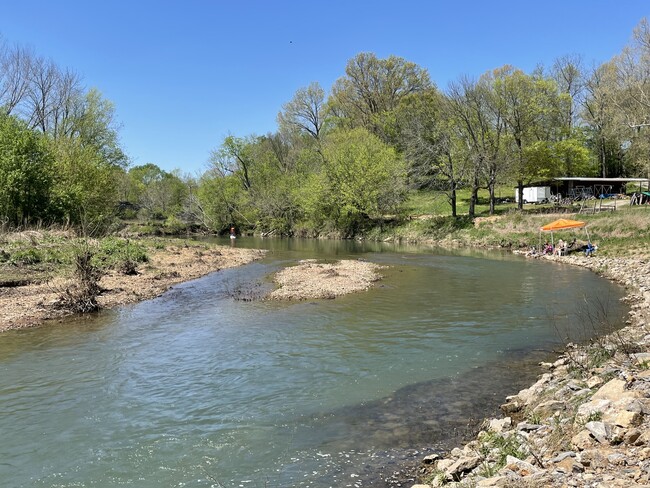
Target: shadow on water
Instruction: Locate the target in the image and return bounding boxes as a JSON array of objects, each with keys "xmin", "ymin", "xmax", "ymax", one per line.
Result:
[{"xmin": 265, "ymin": 348, "xmax": 555, "ymax": 488}]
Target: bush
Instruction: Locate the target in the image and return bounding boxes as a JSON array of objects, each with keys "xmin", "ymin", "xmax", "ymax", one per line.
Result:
[
  {"xmin": 10, "ymin": 248, "xmax": 44, "ymax": 265},
  {"xmin": 96, "ymin": 237, "xmax": 148, "ymax": 270},
  {"xmin": 163, "ymin": 215, "xmax": 188, "ymax": 234},
  {"xmin": 54, "ymin": 248, "xmax": 103, "ymax": 313}
]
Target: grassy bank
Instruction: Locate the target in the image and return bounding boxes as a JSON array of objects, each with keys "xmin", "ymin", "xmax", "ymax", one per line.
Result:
[
  {"xmin": 0, "ymin": 231, "xmax": 161, "ymax": 286},
  {"xmin": 369, "ymin": 191, "xmax": 650, "ymax": 257}
]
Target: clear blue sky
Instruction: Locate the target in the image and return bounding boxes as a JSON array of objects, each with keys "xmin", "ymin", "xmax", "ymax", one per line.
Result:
[{"xmin": 2, "ymin": 1, "xmax": 648, "ymax": 174}]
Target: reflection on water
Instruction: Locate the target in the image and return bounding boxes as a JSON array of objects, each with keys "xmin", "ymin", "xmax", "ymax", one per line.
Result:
[{"xmin": 0, "ymin": 239, "xmax": 627, "ymax": 487}]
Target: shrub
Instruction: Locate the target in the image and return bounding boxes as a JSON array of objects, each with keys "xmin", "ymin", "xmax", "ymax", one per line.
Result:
[
  {"xmin": 55, "ymin": 248, "xmax": 103, "ymax": 313},
  {"xmin": 10, "ymin": 248, "xmax": 44, "ymax": 265}
]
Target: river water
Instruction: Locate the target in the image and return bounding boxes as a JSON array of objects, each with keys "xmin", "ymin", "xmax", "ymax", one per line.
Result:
[{"xmin": 0, "ymin": 239, "xmax": 626, "ymax": 487}]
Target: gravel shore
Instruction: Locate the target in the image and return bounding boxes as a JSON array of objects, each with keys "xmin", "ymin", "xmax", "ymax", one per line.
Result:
[
  {"xmin": 0, "ymin": 242, "xmax": 265, "ymax": 332},
  {"xmin": 268, "ymin": 258, "xmax": 385, "ymax": 300},
  {"xmin": 413, "ymin": 253, "xmax": 650, "ymax": 487}
]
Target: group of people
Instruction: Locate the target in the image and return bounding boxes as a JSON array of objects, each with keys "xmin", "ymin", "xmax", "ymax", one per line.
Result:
[
  {"xmin": 533, "ymin": 237, "xmax": 597, "ymax": 257},
  {"xmin": 540, "ymin": 238, "xmax": 574, "ymax": 256}
]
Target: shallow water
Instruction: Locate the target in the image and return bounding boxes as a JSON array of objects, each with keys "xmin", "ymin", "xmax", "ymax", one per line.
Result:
[{"xmin": 0, "ymin": 239, "xmax": 626, "ymax": 487}]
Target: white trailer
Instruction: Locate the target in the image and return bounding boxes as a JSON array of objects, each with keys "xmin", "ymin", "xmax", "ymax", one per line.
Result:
[{"xmin": 515, "ymin": 186, "xmax": 551, "ymax": 204}]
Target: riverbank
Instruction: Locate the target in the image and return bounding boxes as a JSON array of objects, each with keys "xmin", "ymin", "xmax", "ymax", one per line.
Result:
[
  {"xmin": 412, "ymin": 253, "xmax": 650, "ymax": 487},
  {"xmin": 0, "ymin": 234, "xmax": 265, "ymax": 332}
]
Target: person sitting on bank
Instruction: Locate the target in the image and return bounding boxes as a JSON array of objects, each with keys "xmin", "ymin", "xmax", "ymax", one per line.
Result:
[
  {"xmin": 555, "ymin": 239, "xmax": 566, "ymax": 256},
  {"xmin": 585, "ymin": 242, "xmax": 597, "ymax": 257}
]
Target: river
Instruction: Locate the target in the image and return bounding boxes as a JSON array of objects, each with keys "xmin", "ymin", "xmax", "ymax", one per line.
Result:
[{"xmin": 0, "ymin": 238, "xmax": 627, "ymax": 487}]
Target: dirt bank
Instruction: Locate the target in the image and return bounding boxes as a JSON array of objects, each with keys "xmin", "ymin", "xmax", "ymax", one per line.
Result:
[
  {"xmin": 0, "ymin": 242, "xmax": 265, "ymax": 332},
  {"xmin": 268, "ymin": 259, "xmax": 385, "ymax": 300}
]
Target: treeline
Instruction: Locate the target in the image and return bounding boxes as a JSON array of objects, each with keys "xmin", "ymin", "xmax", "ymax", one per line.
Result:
[
  {"xmin": 0, "ymin": 35, "xmax": 126, "ymax": 230},
  {"xmin": 2, "ymin": 19, "xmax": 650, "ymax": 236},
  {"xmin": 196, "ymin": 18, "xmax": 650, "ymax": 235}
]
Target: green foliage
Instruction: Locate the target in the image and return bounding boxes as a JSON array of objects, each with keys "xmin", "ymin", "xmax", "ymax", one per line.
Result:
[
  {"xmin": 197, "ymin": 171, "xmax": 252, "ymax": 232},
  {"xmin": 125, "ymin": 163, "xmax": 188, "ymax": 220},
  {"xmin": 478, "ymin": 431, "xmax": 527, "ymax": 470},
  {"xmin": 76, "ymin": 89, "xmax": 128, "ymax": 169},
  {"xmin": 319, "ymin": 127, "xmax": 407, "ymax": 234},
  {"xmin": 329, "ymin": 52, "xmax": 432, "ymax": 143},
  {"xmin": 10, "ymin": 247, "xmax": 44, "ymax": 265},
  {"xmin": 0, "ymin": 114, "xmax": 55, "ymax": 225},
  {"xmin": 95, "ymin": 238, "xmax": 148, "ymax": 269},
  {"xmin": 49, "ymin": 137, "xmax": 121, "ymax": 230}
]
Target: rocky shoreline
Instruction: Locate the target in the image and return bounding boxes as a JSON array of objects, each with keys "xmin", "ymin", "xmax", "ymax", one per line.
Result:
[{"xmin": 412, "ymin": 254, "xmax": 650, "ymax": 487}]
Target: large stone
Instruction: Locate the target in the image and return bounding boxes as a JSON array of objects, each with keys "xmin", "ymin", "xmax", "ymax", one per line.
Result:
[
  {"xmin": 477, "ymin": 477, "xmax": 508, "ymax": 487},
  {"xmin": 571, "ymin": 429, "xmax": 595, "ymax": 450},
  {"xmin": 585, "ymin": 421, "xmax": 612, "ymax": 444},
  {"xmin": 500, "ymin": 401, "xmax": 522, "ymax": 415},
  {"xmin": 488, "ymin": 417, "xmax": 512, "ymax": 433},
  {"xmin": 502, "ymin": 455, "xmax": 540, "ymax": 476},
  {"xmin": 516, "ymin": 373, "xmax": 553, "ymax": 404},
  {"xmin": 607, "ymin": 453, "xmax": 628, "ymax": 465},
  {"xmin": 592, "ymin": 378, "xmax": 641, "ymax": 401},
  {"xmin": 624, "ymin": 428, "xmax": 643, "ymax": 445},
  {"xmin": 532, "ymin": 400, "xmax": 567, "ymax": 417},
  {"xmin": 422, "ymin": 453, "xmax": 440, "ymax": 464},
  {"xmin": 436, "ymin": 458, "xmax": 455, "ymax": 472},
  {"xmin": 444, "ymin": 455, "xmax": 482, "ymax": 480},
  {"xmin": 575, "ymin": 399, "xmax": 611, "ymax": 423},
  {"xmin": 586, "ymin": 376, "xmax": 605, "ymax": 388},
  {"xmin": 549, "ymin": 451, "xmax": 576, "ymax": 463},
  {"xmin": 580, "ymin": 448, "xmax": 615, "ymax": 470},
  {"xmin": 614, "ymin": 410, "xmax": 642, "ymax": 428},
  {"xmin": 631, "ymin": 352, "xmax": 650, "ymax": 366},
  {"xmin": 620, "ymin": 399, "xmax": 647, "ymax": 414},
  {"xmin": 637, "ymin": 430, "xmax": 650, "ymax": 446},
  {"xmin": 517, "ymin": 422, "xmax": 543, "ymax": 432},
  {"xmin": 554, "ymin": 456, "xmax": 584, "ymax": 474}
]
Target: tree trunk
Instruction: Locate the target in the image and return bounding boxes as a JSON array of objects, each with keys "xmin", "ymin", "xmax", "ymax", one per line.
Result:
[
  {"xmin": 450, "ymin": 187, "xmax": 457, "ymax": 218},
  {"xmin": 600, "ymin": 136, "xmax": 607, "ymax": 178},
  {"xmin": 517, "ymin": 180, "xmax": 524, "ymax": 210},
  {"xmin": 468, "ymin": 173, "xmax": 480, "ymax": 218},
  {"xmin": 488, "ymin": 183, "xmax": 496, "ymax": 215}
]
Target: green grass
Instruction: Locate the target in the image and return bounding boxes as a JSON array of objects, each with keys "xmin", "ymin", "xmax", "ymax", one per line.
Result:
[
  {"xmin": 403, "ymin": 187, "xmax": 519, "ymax": 217},
  {"xmin": 0, "ymin": 232, "xmax": 168, "ymax": 284},
  {"xmin": 372, "ymin": 189, "xmax": 650, "ymax": 255}
]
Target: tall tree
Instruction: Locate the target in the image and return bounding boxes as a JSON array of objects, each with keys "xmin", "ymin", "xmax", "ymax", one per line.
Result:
[
  {"xmin": 209, "ymin": 135, "xmax": 257, "ymax": 190},
  {"xmin": 49, "ymin": 137, "xmax": 120, "ymax": 228},
  {"xmin": 492, "ymin": 66, "xmax": 567, "ymax": 208},
  {"xmin": 397, "ymin": 89, "xmax": 463, "ymax": 217},
  {"xmin": 0, "ymin": 38, "xmax": 31, "ymax": 115},
  {"xmin": 319, "ymin": 127, "xmax": 406, "ymax": 234},
  {"xmin": 447, "ymin": 75, "xmax": 508, "ymax": 216},
  {"xmin": 550, "ymin": 54, "xmax": 585, "ymax": 130},
  {"xmin": 610, "ymin": 18, "xmax": 650, "ymax": 177},
  {"xmin": 69, "ymin": 89, "xmax": 127, "ymax": 168},
  {"xmin": 0, "ymin": 113, "xmax": 54, "ymax": 225},
  {"xmin": 277, "ymin": 82, "xmax": 326, "ymax": 141},
  {"xmin": 330, "ymin": 53, "xmax": 431, "ymax": 143},
  {"xmin": 582, "ymin": 62, "xmax": 622, "ymax": 177}
]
